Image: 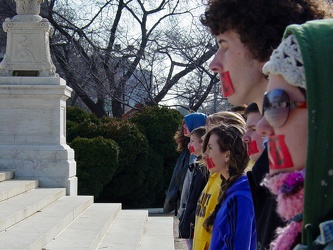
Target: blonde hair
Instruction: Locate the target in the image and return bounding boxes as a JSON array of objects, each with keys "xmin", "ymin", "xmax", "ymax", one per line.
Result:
[{"xmin": 206, "ymin": 111, "xmax": 245, "ymax": 129}]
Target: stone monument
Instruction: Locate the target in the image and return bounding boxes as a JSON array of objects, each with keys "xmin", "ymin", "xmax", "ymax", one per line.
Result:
[{"xmin": 0, "ymin": 0, "xmax": 77, "ymax": 195}]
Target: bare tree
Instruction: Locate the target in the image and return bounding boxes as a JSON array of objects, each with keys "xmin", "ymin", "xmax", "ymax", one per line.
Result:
[
  {"xmin": 0, "ymin": 0, "xmax": 218, "ymax": 117},
  {"xmin": 0, "ymin": 1, "xmax": 16, "ymax": 54}
]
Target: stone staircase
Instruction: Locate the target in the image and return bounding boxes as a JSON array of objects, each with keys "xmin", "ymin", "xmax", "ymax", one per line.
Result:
[{"xmin": 0, "ymin": 170, "xmax": 174, "ymax": 250}]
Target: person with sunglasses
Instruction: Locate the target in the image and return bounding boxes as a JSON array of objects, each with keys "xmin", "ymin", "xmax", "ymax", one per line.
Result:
[
  {"xmin": 257, "ymin": 18, "xmax": 333, "ymax": 249},
  {"xmin": 200, "ymin": 2, "xmax": 332, "ymax": 249}
]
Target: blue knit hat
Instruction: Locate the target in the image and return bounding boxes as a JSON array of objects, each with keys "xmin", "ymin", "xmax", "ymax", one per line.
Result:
[{"xmin": 184, "ymin": 113, "xmax": 207, "ymax": 133}]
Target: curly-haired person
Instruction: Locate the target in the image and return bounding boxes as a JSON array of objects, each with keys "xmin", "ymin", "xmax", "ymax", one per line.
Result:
[
  {"xmin": 201, "ymin": 0, "xmax": 330, "ymax": 107},
  {"xmin": 200, "ymin": 1, "xmax": 332, "ymax": 249}
]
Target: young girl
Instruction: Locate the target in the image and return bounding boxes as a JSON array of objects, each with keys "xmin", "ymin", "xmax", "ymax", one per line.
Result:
[
  {"xmin": 256, "ymin": 19, "xmax": 333, "ymax": 249},
  {"xmin": 203, "ymin": 125, "xmax": 256, "ymax": 250},
  {"xmin": 179, "ymin": 127, "xmax": 208, "ymax": 246},
  {"xmin": 193, "ymin": 112, "xmax": 246, "ymax": 250}
]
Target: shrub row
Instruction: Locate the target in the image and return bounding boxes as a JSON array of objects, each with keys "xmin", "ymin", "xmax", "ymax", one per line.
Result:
[{"xmin": 67, "ymin": 106, "xmax": 182, "ymax": 208}]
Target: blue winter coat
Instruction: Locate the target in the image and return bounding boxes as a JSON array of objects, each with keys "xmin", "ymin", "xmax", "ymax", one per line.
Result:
[{"xmin": 210, "ymin": 175, "xmax": 256, "ymax": 250}]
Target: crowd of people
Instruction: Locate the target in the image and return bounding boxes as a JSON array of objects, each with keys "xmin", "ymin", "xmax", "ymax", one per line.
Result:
[{"xmin": 164, "ymin": 0, "xmax": 333, "ymax": 249}]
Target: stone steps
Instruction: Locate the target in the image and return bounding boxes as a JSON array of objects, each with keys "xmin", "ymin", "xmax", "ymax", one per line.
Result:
[
  {"xmin": 0, "ymin": 187, "xmax": 66, "ymax": 232},
  {"xmin": 0, "ymin": 170, "xmax": 174, "ymax": 250},
  {"xmin": 97, "ymin": 209, "xmax": 148, "ymax": 250},
  {"xmin": 0, "ymin": 179, "xmax": 38, "ymax": 202},
  {"xmin": 0, "ymin": 170, "xmax": 14, "ymax": 182},
  {"xmin": 45, "ymin": 203, "xmax": 122, "ymax": 250}
]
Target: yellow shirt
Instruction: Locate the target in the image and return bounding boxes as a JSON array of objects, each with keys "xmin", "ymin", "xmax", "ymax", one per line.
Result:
[{"xmin": 193, "ymin": 173, "xmax": 222, "ymax": 250}]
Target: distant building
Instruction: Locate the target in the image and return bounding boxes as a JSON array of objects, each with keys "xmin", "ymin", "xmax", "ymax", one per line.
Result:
[{"xmin": 104, "ymin": 55, "xmax": 153, "ymax": 116}]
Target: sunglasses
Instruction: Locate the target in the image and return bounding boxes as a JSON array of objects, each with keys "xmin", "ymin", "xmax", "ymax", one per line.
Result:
[{"xmin": 262, "ymin": 89, "xmax": 307, "ymax": 128}]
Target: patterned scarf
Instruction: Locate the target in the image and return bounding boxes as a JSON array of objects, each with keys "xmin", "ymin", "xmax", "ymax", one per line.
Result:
[{"xmin": 263, "ymin": 169, "xmax": 305, "ymax": 250}]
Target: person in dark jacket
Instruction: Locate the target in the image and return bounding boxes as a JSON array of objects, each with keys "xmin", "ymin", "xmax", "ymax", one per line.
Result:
[
  {"xmin": 178, "ymin": 113, "xmax": 207, "ymax": 222},
  {"xmin": 179, "ymin": 127, "xmax": 208, "ymax": 244},
  {"xmin": 243, "ymin": 103, "xmax": 265, "ymax": 163},
  {"xmin": 243, "ymin": 104, "xmax": 281, "ymax": 250},
  {"xmin": 164, "ymin": 119, "xmax": 190, "ymax": 215}
]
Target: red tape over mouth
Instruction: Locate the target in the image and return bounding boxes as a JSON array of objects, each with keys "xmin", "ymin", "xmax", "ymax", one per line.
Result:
[
  {"xmin": 247, "ymin": 140, "xmax": 259, "ymax": 156},
  {"xmin": 189, "ymin": 146, "xmax": 195, "ymax": 154},
  {"xmin": 205, "ymin": 157, "xmax": 215, "ymax": 169},
  {"xmin": 220, "ymin": 71, "xmax": 234, "ymax": 97},
  {"xmin": 267, "ymin": 135, "xmax": 294, "ymax": 170}
]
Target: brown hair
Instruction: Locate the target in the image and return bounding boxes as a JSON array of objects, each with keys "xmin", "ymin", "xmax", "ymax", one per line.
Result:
[
  {"xmin": 191, "ymin": 126, "xmax": 206, "ymax": 140},
  {"xmin": 202, "ymin": 124, "xmax": 249, "ymax": 231},
  {"xmin": 243, "ymin": 102, "xmax": 260, "ymax": 120},
  {"xmin": 229, "ymin": 105, "xmax": 247, "ymax": 118},
  {"xmin": 174, "ymin": 119, "xmax": 190, "ymax": 152}
]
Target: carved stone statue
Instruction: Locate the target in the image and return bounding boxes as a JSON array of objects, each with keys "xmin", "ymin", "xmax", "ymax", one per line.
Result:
[
  {"xmin": 15, "ymin": 0, "xmax": 44, "ymax": 15},
  {"xmin": 0, "ymin": 0, "xmax": 57, "ymax": 77}
]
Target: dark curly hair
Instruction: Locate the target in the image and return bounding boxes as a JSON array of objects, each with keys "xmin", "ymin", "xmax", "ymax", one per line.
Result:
[
  {"xmin": 200, "ymin": 0, "xmax": 330, "ymax": 61},
  {"xmin": 202, "ymin": 125, "xmax": 249, "ymax": 231}
]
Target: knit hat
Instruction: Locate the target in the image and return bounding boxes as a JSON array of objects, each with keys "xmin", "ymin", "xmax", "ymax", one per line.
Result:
[
  {"xmin": 184, "ymin": 113, "xmax": 207, "ymax": 133},
  {"xmin": 262, "ymin": 34, "xmax": 306, "ymax": 90}
]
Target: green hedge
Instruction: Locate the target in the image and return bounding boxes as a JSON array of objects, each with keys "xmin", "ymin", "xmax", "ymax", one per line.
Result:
[
  {"xmin": 67, "ymin": 106, "xmax": 101, "ymax": 143},
  {"xmin": 69, "ymin": 136, "xmax": 119, "ymax": 198},
  {"xmin": 95, "ymin": 119, "xmax": 152, "ymax": 208},
  {"xmin": 131, "ymin": 106, "xmax": 183, "ymax": 205},
  {"xmin": 66, "ymin": 106, "xmax": 183, "ymax": 208}
]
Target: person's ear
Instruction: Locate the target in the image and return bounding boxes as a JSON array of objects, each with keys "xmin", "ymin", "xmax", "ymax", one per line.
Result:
[{"xmin": 225, "ymin": 151, "xmax": 230, "ymax": 162}]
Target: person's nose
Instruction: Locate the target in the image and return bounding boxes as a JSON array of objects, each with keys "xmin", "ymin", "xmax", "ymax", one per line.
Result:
[
  {"xmin": 242, "ymin": 131, "xmax": 251, "ymax": 143},
  {"xmin": 256, "ymin": 116, "xmax": 274, "ymax": 136},
  {"xmin": 203, "ymin": 150, "xmax": 208, "ymax": 158},
  {"xmin": 209, "ymin": 49, "xmax": 223, "ymax": 73}
]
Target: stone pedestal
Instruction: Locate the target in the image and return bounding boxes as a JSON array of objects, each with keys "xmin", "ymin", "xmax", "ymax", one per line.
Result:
[
  {"xmin": 0, "ymin": 0, "xmax": 77, "ymax": 195},
  {"xmin": 0, "ymin": 77, "xmax": 77, "ymax": 195}
]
